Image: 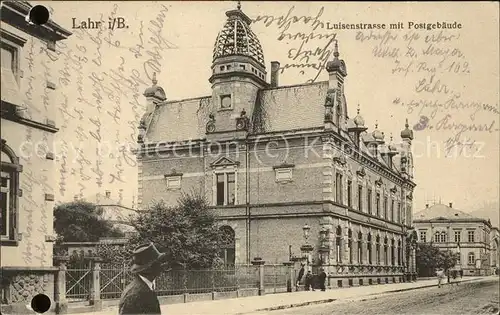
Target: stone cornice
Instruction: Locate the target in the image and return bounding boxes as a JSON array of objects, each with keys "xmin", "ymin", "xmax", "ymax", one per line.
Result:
[{"xmin": 137, "ymin": 128, "xmax": 416, "ymax": 188}]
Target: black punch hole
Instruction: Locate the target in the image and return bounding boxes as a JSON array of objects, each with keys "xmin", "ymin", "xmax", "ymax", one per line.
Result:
[
  {"xmin": 29, "ymin": 5, "xmax": 50, "ymax": 25},
  {"xmin": 31, "ymin": 293, "xmax": 51, "ymax": 313}
]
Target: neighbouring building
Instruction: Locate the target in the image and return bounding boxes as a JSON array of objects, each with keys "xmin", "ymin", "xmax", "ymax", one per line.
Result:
[
  {"xmin": 1, "ymin": 1, "xmax": 72, "ymax": 313},
  {"xmin": 414, "ymin": 202, "xmax": 498, "ymax": 276},
  {"xmin": 136, "ymin": 4, "xmax": 417, "ymax": 285},
  {"xmin": 489, "ymin": 227, "xmax": 499, "ymax": 274}
]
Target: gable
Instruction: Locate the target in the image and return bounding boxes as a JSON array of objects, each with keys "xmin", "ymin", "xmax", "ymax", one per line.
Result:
[{"xmin": 210, "ymin": 156, "xmax": 240, "ymax": 167}]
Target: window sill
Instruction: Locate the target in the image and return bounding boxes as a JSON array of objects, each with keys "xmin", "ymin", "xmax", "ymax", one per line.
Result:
[
  {"xmin": 218, "ymin": 107, "xmax": 233, "ymax": 112},
  {"xmin": 1, "ymin": 239, "xmax": 20, "ymax": 246}
]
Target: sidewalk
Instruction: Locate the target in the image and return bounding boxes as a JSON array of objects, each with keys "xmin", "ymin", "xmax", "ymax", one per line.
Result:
[{"xmin": 74, "ymin": 276, "xmax": 489, "ymax": 315}]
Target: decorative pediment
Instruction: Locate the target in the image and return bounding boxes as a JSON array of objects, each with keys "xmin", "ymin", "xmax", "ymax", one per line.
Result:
[
  {"xmin": 390, "ymin": 185, "xmax": 398, "ymax": 193},
  {"xmin": 356, "ymin": 166, "xmax": 366, "ymax": 177},
  {"xmin": 375, "ymin": 177, "xmax": 383, "ymax": 187},
  {"xmin": 210, "ymin": 156, "xmax": 240, "ymax": 168},
  {"xmin": 435, "ymin": 217, "xmax": 447, "ymax": 221},
  {"xmin": 406, "ymin": 191, "xmax": 413, "ymax": 200},
  {"xmin": 164, "ymin": 169, "xmax": 183, "ymax": 177}
]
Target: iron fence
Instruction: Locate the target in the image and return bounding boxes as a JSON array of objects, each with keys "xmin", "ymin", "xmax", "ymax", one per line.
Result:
[
  {"xmin": 263, "ymin": 264, "xmax": 288, "ymax": 291},
  {"xmin": 66, "ymin": 268, "xmax": 92, "ymax": 303}
]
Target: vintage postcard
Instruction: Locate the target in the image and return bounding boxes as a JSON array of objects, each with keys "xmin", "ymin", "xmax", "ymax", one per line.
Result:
[{"xmin": 0, "ymin": 1, "xmax": 498, "ymax": 315}]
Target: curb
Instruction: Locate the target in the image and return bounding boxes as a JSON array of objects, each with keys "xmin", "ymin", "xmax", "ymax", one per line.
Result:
[{"xmin": 249, "ymin": 278, "xmax": 481, "ymax": 313}]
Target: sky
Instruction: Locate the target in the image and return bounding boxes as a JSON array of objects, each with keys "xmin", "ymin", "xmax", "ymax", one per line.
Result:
[{"xmin": 34, "ymin": 1, "xmax": 499, "ymax": 214}]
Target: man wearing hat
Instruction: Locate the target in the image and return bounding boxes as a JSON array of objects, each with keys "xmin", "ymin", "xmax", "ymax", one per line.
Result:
[{"xmin": 119, "ymin": 243, "xmax": 168, "ymax": 315}]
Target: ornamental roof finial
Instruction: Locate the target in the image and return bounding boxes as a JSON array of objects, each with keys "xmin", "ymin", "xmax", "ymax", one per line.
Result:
[
  {"xmin": 152, "ymin": 72, "xmax": 157, "ymax": 86},
  {"xmin": 334, "ymin": 39, "xmax": 339, "ymax": 58},
  {"xmin": 357, "ymin": 103, "xmax": 360, "ymax": 115},
  {"xmin": 237, "ymin": 0, "xmax": 241, "ymax": 10}
]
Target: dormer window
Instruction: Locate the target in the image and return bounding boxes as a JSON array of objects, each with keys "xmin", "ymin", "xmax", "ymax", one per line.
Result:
[
  {"xmin": 220, "ymin": 66, "xmax": 225, "ymax": 71},
  {"xmin": 240, "ymin": 65, "xmax": 245, "ymax": 70},
  {"xmin": 226, "ymin": 65, "xmax": 231, "ymax": 70},
  {"xmin": 220, "ymin": 94, "xmax": 232, "ymax": 109}
]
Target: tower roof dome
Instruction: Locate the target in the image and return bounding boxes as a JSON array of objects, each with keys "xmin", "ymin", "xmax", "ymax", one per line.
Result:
[
  {"xmin": 353, "ymin": 104, "xmax": 365, "ymax": 127},
  {"xmin": 212, "ymin": 4, "xmax": 265, "ymax": 67},
  {"xmin": 372, "ymin": 122, "xmax": 384, "ymax": 141},
  {"xmin": 401, "ymin": 118, "xmax": 414, "ymax": 140}
]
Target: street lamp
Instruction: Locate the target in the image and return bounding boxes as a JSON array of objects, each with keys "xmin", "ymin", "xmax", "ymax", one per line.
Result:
[
  {"xmin": 303, "ymin": 223, "xmax": 311, "ymax": 243},
  {"xmin": 300, "ymin": 223, "xmax": 314, "ymax": 271}
]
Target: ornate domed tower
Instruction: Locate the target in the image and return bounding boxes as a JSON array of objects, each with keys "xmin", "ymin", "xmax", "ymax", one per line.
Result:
[{"xmin": 207, "ymin": 2, "xmax": 269, "ymax": 135}]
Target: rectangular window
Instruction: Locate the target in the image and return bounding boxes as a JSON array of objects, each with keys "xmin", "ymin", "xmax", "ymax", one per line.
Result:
[
  {"xmin": 1, "ymin": 172, "xmax": 11, "ymax": 237},
  {"xmin": 216, "ymin": 174, "xmax": 225, "ymax": 206},
  {"xmin": 468, "ymin": 253, "xmax": 475, "ymax": 264},
  {"xmin": 367, "ymin": 189, "xmax": 372, "ymax": 214},
  {"xmin": 383, "ymin": 196, "xmax": 388, "ymax": 219},
  {"xmin": 397, "ymin": 202, "xmax": 401, "ymax": 223},
  {"xmin": 376, "ymin": 192, "xmax": 380, "ymax": 216},
  {"xmin": 239, "ymin": 65, "xmax": 245, "ymax": 70},
  {"xmin": 347, "ymin": 180, "xmax": 352, "ymax": 207},
  {"xmin": 227, "ymin": 173, "xmax": 235, "ymax": 205},
  {"xmin": 420, "ymin": 231, "xmax": 427, "ymax": 243},
  {"xmin": 1, "ymin": 46, "xmax": 14, "ymax": 71},
  {"xmin": 216, "ymin": 172, "xmax": 236, "ymax": 206},
  {"xmin": 390, "ymin": 200, "xmax": 395, "ymax": 221},
  {"xmin": 336, "ymin": 173, "xmax": 343, "ymax": 204},
  {"xmin": 357, "ymin": 185, "xmax": 363, "ymax": 211},
  {"xmin": 454, "ymin": 231, "xmax": 461, "ymax": 243},
  {"xmin": 468, "ymin": 231, "xmax": 475, "ymax": 242}
]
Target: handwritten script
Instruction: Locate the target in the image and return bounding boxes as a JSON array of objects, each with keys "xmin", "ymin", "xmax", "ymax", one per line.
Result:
[
  {"xmin": 355, "ymin": 28, "xmax": 499, "ymax": 157},
  {"xmin": 253, "ymin": 6, "xmax": 337, "ymax": 83}
]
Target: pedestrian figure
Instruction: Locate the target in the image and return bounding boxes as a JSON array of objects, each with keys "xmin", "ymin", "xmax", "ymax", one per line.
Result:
[
  {"xmin": 451, "ymin": 269, "xmax": 458, "ymax": 285},
  {"xmin": 446, "ymin": 269, "xmax": 450, "ymax": 284},
  {"xmin": 436, "ymin": 268, "xmax": 445, "ymax": 288},
  {"xmin": 305, "ymin": 270, "xmax": 314, "ymax": 291},
  {"xmin": 318, "ymin": 268, "xmax": 327, "ymax": 291},
  {"xmin": 296, "ymin": 263, "xmax": 305, "ymax": 291},
  {"xmin": 459, "ymin": 269, "xmax": 463, "ymax": 279},
  {"xmin": 119, "ymin": 243, "xmax": 168, "ymax": 315}
]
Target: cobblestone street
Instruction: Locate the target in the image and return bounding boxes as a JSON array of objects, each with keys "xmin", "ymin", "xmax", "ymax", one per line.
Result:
[{"xmin": 250, "ymin": 278, "xmax": 500, "ymax": 315}]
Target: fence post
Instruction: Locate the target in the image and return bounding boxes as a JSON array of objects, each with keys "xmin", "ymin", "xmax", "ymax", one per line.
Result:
[
  {"xmin": 54, "ymin": 256, "xmax": 69, "ymax": 314},
  {"xmin": 283, "ymin": 262, "xmax": 294, "ymax": 293},
  {"xmin": 89, "ymin": 258, "xmax": 102, "ymax": 310},
  {"xmin": 251, "ymin": 258, "xmax": 265, "ymax": 296}
]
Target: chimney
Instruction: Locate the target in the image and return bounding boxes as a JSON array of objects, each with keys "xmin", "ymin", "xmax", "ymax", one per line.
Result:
[
  {"xmin": 105, "ymin": 190, "xmax": 111, "ymax": 198},
  {"xmin": 449, "ymin": 202, "xmax": 453, "ymax": 208},
  {"xmin": 270, "ymin": 61, "xmax": 280, "ymax": 87},
  {"xmin": 426, "ymin": 204, "xmax": 429, "ymax": 208}
]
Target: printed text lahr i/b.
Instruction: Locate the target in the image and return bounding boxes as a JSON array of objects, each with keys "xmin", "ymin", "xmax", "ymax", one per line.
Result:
[{"xmin": 72, "ymin": 17, "xmax": 129, "ymax": 30}]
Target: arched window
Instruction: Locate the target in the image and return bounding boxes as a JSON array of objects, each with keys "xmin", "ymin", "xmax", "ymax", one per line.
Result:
[
  {"xmin": 348, "ymin": 229, "xmax": 353, "ymax": 264},
  {"xmin": 367, "ymin": 233, "xmax": 372, "ymax": 264},
  {"xmin": 358, "ymin": 231, "xmax": 363, "ymax": 264},
  {"xmin": 468, "ymin": 252, "xmax": 475, "ymax": 265},
  {"xmin": 376, "ymin": 235, "xmax": 381, "ymax": 265},
  {"xmin": 391, "ymin": 239, "xmax": 395, "ymax": 266},
  {"xmin": 397, "ymin": 240, "xmax": 402, "ymax": 265},
  {"xmin": 384, "ymin": 237, "xmax": 388, "ymax": 265},
  {"xmin": 336, "ymin": 226, "xmax": 342, "ymax": 263},
  {"xmin": 219, "ymin": 225, "xmax": 235, "ymax": 267},
  {"xmin": 1, "ymin": 139, "xmax": 22, "ymax": 244}
]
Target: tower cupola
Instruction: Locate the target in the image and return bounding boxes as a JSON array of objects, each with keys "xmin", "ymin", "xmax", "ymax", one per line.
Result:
[{"xmin": 207, "ymin": 2, "xmax": 268, "ymax": 136}]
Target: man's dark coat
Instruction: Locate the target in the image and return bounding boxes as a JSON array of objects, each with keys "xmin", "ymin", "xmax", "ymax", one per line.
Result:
[{"xmin": 119, "ymin": 276, "xmax": 161, "ymax": 315}]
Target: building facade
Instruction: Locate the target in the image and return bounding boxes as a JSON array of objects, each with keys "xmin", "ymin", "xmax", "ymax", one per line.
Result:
[
  {"xmin": 414, "ymin": 203, "xmax": 497, "ymax": 276},
  {"xmin": 1, "ymin": 1, "xmax": 71, "ymax": 312},
  {"xmin": 136, "ymin": 5, "xmax": 417, "ymax": 284},
  {"xmin": 490, "ymin": 227, "xmax": 499, "ymax": 274}
]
